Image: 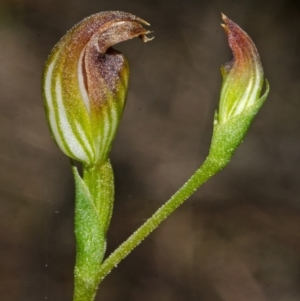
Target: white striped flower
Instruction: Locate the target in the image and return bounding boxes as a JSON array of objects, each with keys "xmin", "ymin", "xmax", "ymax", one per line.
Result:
[
  {"xmin": 42, "ymin": 11, "xmax": 151, "ymax": 166},
  {"xmin": 218, "ymin": 14, "xmax": 269, "ymax": 124},
  {"xmin": 207, "ymin": 15, "xmax": 269, "ymax": 166}
]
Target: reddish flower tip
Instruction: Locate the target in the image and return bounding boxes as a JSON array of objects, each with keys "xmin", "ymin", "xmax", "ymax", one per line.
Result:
[
  {"xmin": 218, "ymin": 14, "xmax": 267, "ymax": 124},
  {"xmin": 220, "ymin": 14, "xmax": 261, "ymax": 71}
]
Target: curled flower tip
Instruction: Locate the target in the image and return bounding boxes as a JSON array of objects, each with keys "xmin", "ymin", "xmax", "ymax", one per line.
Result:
[
  {"xmin": 218, "ymin": 14, "xmax": 269, "ymax": 124},
  {"xmin": 42, "ymin": 12, "xmax": 152, "ymax": 166}
]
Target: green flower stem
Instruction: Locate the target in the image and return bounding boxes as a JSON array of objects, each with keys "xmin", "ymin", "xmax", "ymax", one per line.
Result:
[
  {"xmin": 74, "ymin": 97, "xmax": 268, "ymax": 299},
  {"xmin": 97, "ymin": 153, "xmax": 229, "ymax": 284},
  {"xmin": 97, "ymin": 96, "xmax": 269, "ymax": 283},
  {"xmin": 73, "ymin": 161, "xmax": 114, "ymax": 301},
  {"xmin": 83, "ymin": 161, "xmax": 115, "ymax": 234}
]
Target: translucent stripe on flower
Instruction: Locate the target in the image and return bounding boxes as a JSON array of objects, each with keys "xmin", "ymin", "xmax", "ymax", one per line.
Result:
[
  {"xmin": 101, "ymin": 99, "xmax": 119, "ymax": 160},
  {"xmin": 231, "ymin": 77, "xmax": 254, "ymax": 117},
  {"xmin": 44, "ymin": 56, "xmax": 70, "ymax": 156},
  {"xmin": 106, "ymin": 101, "xmax": 119, "ymax": 151},
  {"xmin": 99, "ymin": 110, "xmax": 110, "ymax": 161},
  {"xmin": 78, "ymin": 46, "xmax": 91, "ymax": 114},
  {"xmin": 75, "ymin": 122, "xmax": 95, "ymax": 161},
  {"xmin": 55, "ymin": 77, "xmax": 90, "ymax": 163}
]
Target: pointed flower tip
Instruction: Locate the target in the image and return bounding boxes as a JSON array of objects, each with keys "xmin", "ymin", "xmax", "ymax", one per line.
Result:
[
  {"xmin": 141, "ymin": 33, "xmax": 155, "ymax": 42},
  {"xmin": 218, "ymin": 14, "xmax": 268, "ymax": 124},
  {"xmin": 220, "ymin": 13, "xmax": 230, "ymax": 32},
  {"xmin": 220, "ymin": 13, "xmax": 229, "ymax": 34},
  {"xmin": 42, "ymin": 11, "xmax": 152, "ymax": 166},
  {"xmin": 220, "ymin": 23, "xmax": 228, "ymax": 35},
  {"xmin": 221, "ymin": 13, "xmax": 227, "ymax": 23}
]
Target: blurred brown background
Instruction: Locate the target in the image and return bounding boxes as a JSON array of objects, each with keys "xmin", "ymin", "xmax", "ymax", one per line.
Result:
[{"xmin": 1, "ymin": 0, "xmax": 300, "ymax": 300}]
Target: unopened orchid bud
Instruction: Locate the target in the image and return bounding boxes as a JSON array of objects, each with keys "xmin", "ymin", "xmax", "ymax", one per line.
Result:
[
  {"xmin": 42, "ymin": 11, "xmax": 151, "ymax": 166},
  {"xmin": 218, "ymin": 14, "xmax": 269, "ymax": 124},
  {"xmin": 208, "ymin": 15, "xmax": 269, "ymax": 166}
]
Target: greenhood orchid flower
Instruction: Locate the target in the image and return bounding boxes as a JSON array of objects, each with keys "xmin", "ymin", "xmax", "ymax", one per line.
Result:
[
  {"xmin": 42, "ymin": 11, "xmax": 151, "ymax": 166},
  {"xmin": 218, "ymin": 14, "xmax": 268, "ymax": 124},
  {"xmin": 208, "ymin": 14, "xmax": 269, "ymax": 165},
  {"xmin": 42, "ymin": 11, "xmax": 152, "ymax": 301}
]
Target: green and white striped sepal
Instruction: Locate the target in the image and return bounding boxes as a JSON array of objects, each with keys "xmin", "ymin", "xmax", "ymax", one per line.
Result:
[{"xmin": 42, "ymin": 11, "xmax": 152, "ymax": 166}]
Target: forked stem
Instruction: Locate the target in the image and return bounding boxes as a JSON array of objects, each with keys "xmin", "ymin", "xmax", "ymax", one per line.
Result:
[{"xmin": 97, "ymin": 155, "xmax": 224, "ymax": 283}]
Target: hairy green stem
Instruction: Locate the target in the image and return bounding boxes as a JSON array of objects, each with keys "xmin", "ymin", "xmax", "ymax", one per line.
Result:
[
  {"xmin": 73, "ymin": 95, "xmax": 267, "ymax": 299},
  {"xmin": 83, "ymin": 161, "xmax": 115, "ymax": 235},
  {"xmin": 97, "ymin": 154, "xmax": 227, "ymax": 283},
  {"xmin": 73, "ymin": 161, "xmax": 114, "ymax": 301}
]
